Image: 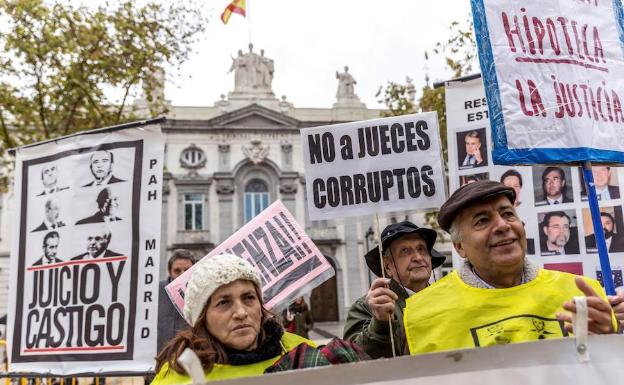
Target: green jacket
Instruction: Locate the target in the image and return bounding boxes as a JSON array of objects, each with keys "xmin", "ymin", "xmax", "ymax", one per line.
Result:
[{"xmin": 342, "ymin": 279, "xmax": 409, "ymax": 358}]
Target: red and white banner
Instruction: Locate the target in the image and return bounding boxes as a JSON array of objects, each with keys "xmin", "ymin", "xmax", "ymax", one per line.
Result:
[{"xmin": 166, "ymin": 200, "xmax": 334, "ymax": 319}]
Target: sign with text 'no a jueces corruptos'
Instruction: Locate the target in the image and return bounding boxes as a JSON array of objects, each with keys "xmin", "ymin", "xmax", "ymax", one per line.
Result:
[
  {"xmin": 471, "ymin": 0, "xmax": 624, "ymax": 164},
  {"xmin": 8, "ymin": 120, "xmax": 165, "ymax": 374},
  {"xmin": 302, "ymin": 113, "xmax": 446, "ymax": 220}
]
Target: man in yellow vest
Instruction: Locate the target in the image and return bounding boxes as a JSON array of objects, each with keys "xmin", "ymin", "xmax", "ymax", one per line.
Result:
[{"xmin": 404, "ymin": 180, "xmax": 618, "ymax": 355}]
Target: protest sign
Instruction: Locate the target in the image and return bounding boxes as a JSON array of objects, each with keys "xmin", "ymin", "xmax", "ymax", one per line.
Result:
[
  {"xmin": 471, "ymin": 0, "xmax": 624, "ymax": 164},
  {"xmin": 301, "ymin": 113, "xmax": 446, "ymax": 221},
  {"xmin": 166, "ymin": 200, "xmax": 334, "ymax": 317},
  {"xmin": 7, "ymin": 119, "xmax": 165, "ymax": 374},
  {"xmin": 446, "ymin": 76, "xmax": 624, "ymax": 289},
  {"xmin": 218, "ymin": 335, "xmax": 624, "ymax": 385}
]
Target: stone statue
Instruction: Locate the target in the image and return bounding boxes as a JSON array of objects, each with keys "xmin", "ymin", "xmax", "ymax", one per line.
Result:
[
  {"xmin": 336, "ymin": 65, "xmax": 357, "ymax": 98},
  {"xmin": 228, "ymin": 44, "xmax": 274, "ymax": 92}
]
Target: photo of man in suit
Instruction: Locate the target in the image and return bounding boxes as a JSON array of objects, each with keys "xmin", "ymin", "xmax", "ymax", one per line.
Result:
[
  {"xmin": 37, "ymin": 163, "xmax": 69, "ymax": 196},
  {"xmin": 70, "ymin": 226, "xmax": 122, "ymax": 260},
  {"xmin": 585, "ymin": 211, "xmax": 624, "ymax": 253},
  {"xmin": 535, "ymin": 167, "xmax": 573, "ymax": 206},
  {"xmin": 458, "ymin": 129, "xmax": 488, "ymax": 169},
  {"xmin": 83, "ymin": 150, "xmax": 125, "ymax": 187},
  {"xmin": 75, "ymin": 188, "xmax": 122, "ymax": 224},
  {"xmin": 31, "ymin": 199, "xmax": 66, "ymax": 232},
  {"xmin": 580, "ymin": 166, "xmax": 620, "ymax": 201},
  {"xmin": 32, "ymin": 231, "xmax": 63, "ymax": 266},
  {"xmin": 540, "ymin": 211, "xmax": 580, "ymax": 256}
]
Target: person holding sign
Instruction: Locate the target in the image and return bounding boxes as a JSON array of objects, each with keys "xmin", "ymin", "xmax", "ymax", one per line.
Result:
[
  {"xmin": 343, "ymin": 221, "xmax": 445, "ymax": 358},
  {"xmin": 152, "ymin": 254, "xmax": 366, "ymax": 384},
  {"xmin": 404, "ymin": 181, "xmax": 618, "ymax": 355}
]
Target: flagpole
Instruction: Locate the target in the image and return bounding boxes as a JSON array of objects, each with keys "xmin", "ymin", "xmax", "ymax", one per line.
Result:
[{"xmin": 247, "ymin": 0, "xmax": 252, "ymax": 46}]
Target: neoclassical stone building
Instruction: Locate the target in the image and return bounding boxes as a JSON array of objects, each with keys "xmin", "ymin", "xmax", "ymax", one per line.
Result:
[{"xmin": 0, "ymin": 46, "xmax": 447, "ymax": 322}]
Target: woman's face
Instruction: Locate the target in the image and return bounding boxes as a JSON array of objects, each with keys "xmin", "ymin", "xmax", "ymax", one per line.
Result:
[{"xmin": 205, "ymin": 279, "xmax": 262, "ymax": 351}]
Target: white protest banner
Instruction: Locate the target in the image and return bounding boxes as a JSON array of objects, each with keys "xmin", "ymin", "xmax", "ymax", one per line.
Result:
[
  {"xmin": 446, "ymin": 76, "xmax": 624, "ymax": 288},
  {"xmin": 166, "ymin": 200, "xmax": 334, "ymax": 317},
  {"xmin": 8, "ymin": 119, "xmax": 165, "ymax": 374},
  {"xmin": 471, "ymin": 0, "xmax": 624, "ymax": 164},
  {"xmin": 301, "ymin": 113, "xmax": 446, "ymax": 221},
  {"xmin": 215, "ymin": 335, "xmax": 624, "ymax": 385}
]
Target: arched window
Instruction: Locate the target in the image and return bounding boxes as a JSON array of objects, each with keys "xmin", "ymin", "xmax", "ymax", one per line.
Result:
[{"xmin": 244, "ymin": 179, "xmax": 269, "ymax": 222}]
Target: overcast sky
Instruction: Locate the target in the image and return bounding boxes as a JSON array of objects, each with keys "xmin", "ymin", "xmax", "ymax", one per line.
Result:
[{"xmin": 164, "ymin": 0, "xmax": 474, "ymax": 109}]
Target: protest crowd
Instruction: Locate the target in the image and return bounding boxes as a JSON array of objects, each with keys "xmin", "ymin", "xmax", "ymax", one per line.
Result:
[{"xmin": 5, "ymin": 0, "xmax": 624, "ymax": 383}]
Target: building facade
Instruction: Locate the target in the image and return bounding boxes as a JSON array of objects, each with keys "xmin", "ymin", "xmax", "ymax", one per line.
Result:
[{"xmin": 0, "ymin": 46, "xmax": 448, "ymax": 322}]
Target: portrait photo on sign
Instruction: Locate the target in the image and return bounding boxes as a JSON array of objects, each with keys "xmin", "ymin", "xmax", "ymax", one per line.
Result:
[
  {"xmin": 82, "ymin": 150, "xmax": 127, "ymax": 187},
  {"xmin": 581, "ymin": 206, "xmax": 624, "ymax": 254},
  {"xmin": 31, "ymin": 231, "xmax": 63, "ymax": 266},
  {"xmin": 456, "ymin": 128, "xmax": 488, "ymax": 170},
  {"xmin": 533, "ymin": 166, "xmax": 575, "ymax": 206},
  {"xmin": 75, "ymin": 187, "xmax": 123, "ymax": 224},
  {"xmin": 579, "ymin": 166, "xmax": 621, "ymax": 201},
  {"xmin": 459, "ymin": 172, "xmax": 489, "ymax": 187},
  {"xmin": 31, "ymin": 199, "xmax": 66, "ymax": 232},
  {"xmin": 36, "ymin": 162, "xmax": 69, "ymax": 196},
  {"xmin": 538, "ymin": 209, "xmax": 580, "ymax": 256},
  {"xmin": 494, "ymin": 168, "xmax": 531, "ymax": 208}
]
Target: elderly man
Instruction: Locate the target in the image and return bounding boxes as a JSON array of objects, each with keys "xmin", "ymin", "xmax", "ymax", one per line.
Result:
[
  {"xmin": 31, "ymin": 199, "xmax": 65, "ymax": 232},
  {"xmin": 404, "ymin": 181, "xmax": 617, "ymax": 355},
  {"xmin": 76, "ymin": 188, "xmax": 122, "ymax": 224},
  {"xmin": 83, "ymin": 150, "xmax": 125, "ymax": 187},
  {"xmin": 343, "ymin": 221, "xmax": 445, "ymax": 358},
  {"xmin": 540, "ymin": 211, "xmax": 579, "ymax": 255},
  {"xmin": 460, "ymin": 131, "xmax": 486, "ymax": 168},
  {"xmin": 71, "ymin": 225, "xmax": 122, "ymax": 260}
]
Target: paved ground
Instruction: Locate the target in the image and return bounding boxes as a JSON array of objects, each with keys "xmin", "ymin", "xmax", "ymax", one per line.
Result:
[{"xmin": 309, "ymin": 321, "xmax": 345, "ymax": 345}]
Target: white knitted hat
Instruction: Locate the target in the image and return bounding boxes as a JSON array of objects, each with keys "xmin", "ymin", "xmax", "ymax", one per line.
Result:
[{"xmin": 183, "ymin": 254, "xmax": 262, "ymax": 326}]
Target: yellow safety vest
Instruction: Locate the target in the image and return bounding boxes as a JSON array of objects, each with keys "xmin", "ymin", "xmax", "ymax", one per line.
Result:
[
  {"xmin": 151, "ymin": 332, "xmax": 314, "ymax": 385},
  {"xmin": 404, "ymin": 269, "xmax": 615, "ymax": 355}
]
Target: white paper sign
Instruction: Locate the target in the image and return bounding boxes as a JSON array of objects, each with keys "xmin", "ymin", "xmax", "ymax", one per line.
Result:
[
  {"xmin": 471, "ymin": 0, "xmax": 624, "ymax": 164},
  {"xmin": 8, "ymin": 120, "xmax": 164, "ymax": 374},
  {"xmin": 301, "ymin": 113, "xmax": 446, "ymax": 220}
]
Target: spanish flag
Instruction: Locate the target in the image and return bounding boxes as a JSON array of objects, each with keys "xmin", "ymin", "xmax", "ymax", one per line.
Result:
[{"xmin": 221, "ymin": 0, "xmax": 246, "ymax": 24}]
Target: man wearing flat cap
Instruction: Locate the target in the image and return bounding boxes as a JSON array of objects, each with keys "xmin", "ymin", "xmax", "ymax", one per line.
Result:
[
  {"xmin": 404, "ymin": 180, "xmax": 618, "ymax": 355},
  {"xmin": 343, "ymin": 221, "xmax": 445, "ymax": 358}
]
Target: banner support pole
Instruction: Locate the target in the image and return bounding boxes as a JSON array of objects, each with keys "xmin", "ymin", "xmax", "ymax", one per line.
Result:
[
  {"xmin": 582, "ymin": 161, "xmax": 616, "ymax": 295},
  {"xmin": 374, "ymin": 213, "xmax": 397, "ymax": 357}
]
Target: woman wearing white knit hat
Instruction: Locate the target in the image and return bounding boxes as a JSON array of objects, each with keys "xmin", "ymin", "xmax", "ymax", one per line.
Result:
[{"xmin": 151, "ymin": 253, "xmax": 316, "ymax": 384}]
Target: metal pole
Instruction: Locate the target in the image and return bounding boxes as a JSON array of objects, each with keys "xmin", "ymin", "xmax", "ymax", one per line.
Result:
[{"xmin": 582, "ymin": 161, "xmax": 616, "ymax": 295}]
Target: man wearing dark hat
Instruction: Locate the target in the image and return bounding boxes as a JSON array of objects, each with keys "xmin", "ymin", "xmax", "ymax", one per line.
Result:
[
  {"xmin": 343, "ymin": 221, "xmax": 445, "ymax": 358},
  {"xmin": 404, "ymin": 180, "xmax": 618, "ymax": 356}
]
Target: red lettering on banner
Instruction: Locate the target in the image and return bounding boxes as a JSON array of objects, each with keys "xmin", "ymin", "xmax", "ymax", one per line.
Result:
[{"xmin": 500, "ymin": 8, "xmax": 607, "ymax": 72}]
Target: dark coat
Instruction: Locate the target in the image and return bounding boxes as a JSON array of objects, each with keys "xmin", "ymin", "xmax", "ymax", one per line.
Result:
[
  {"xmin": 585, "ymin": 233, "xmax": 624, "ymax": 253},
  {"xmin": 82, "ymin": 175, "xmax": 125, "ymax": 187},
  {"xmin": 343, "ymin": 279, "xmax": 409, "ymax": 358},
  {"xmin": 70, "ymin": 249, "xmax": 122, "ymax": 260},
  {"xmin": 32, "ymin": 256, "xmax": 64, "ymax": 266},
  {"xmin": 31, "ymin": 221, "xmax": 65, "ymax": 232},
  {"xmin": 75, "ymin": 211, "xmax": 122, "ymax": 225},
  {"xmin": 36, "ymin": 186, "xmax": 69, "ymax": 196},
  {"xmin": 157, "ymin": 278, "xmax": 190, "ymax": 353}
]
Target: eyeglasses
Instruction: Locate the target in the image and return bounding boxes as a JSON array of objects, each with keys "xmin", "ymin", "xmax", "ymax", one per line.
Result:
[{"xmin": 547, "ymin": 225, "xmax": 570, "ymax": 231}]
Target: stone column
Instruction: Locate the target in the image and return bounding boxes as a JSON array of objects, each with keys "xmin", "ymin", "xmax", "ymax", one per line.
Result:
[
  {"xmin": 218, "ymin": 144, "xmax": 231, "ymax": 172},
  {"xmin": 214, "ymin": 173, "xmax": 235, "ymax": 242},
  {"xmin": 279, "ymin": 171, "xmax": 299, "ymax": 215},
  {"xmin": 160, "ymin": 172, "xmax": 172, "ymax": 280},
  {"xmin": 281, "ymin": 142, "xmax": 293, "ymax": 171}
]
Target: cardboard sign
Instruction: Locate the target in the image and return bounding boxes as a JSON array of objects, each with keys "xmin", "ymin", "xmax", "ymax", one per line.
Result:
[
  {"xmin": 301, "ymin": 113, "xmax": 446, "ymax": 220},
  {"xmin": 7, "ymin": 121, "xmax": 164, "ymax": 374},
  {"xmin": 445, "ymin": 76, "xmax": 624, "ymax": 288},
  {"xmin": 471, "ymin": 0, "xmax": 624, "ymax": 164},
  {"xmin": 166, "ymin": 201, "xmax": 334, "ymax": 319}
]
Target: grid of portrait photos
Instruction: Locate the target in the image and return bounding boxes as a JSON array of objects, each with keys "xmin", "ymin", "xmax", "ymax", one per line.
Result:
[
  {"xmin": 15, "ymin": 144, "xmax": 139, "ymax": 362},
  {"xmin": 447, "ymin": 83, "xmax": 624, "ymax": 291}
]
